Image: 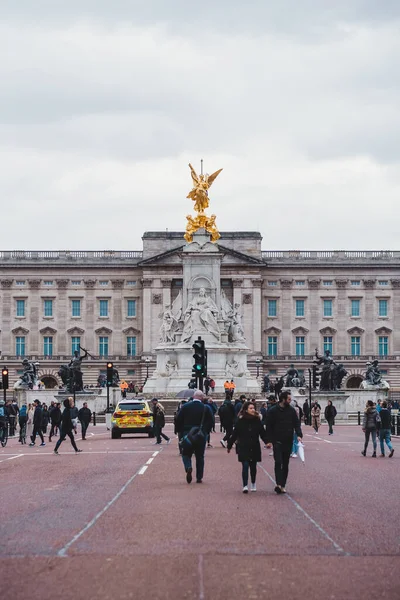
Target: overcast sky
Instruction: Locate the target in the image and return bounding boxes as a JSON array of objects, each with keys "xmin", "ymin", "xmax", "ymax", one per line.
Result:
[{"xmin": 1, "ymin": 2, "xmax": 400, "ymax": 250}]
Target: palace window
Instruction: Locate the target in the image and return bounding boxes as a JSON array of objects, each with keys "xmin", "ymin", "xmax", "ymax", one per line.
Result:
[
  {"xmin": 16, "ymin": 281, "xmax": 25, "ymax": 286},
  {"xmin": 351, "ymin": 299, "xmax": 360, "ymax": 317},
  {"xmin": 71, "ymin": 299, "xmax": 81, "ymax": 317},
  {"xmin": 99, "ymin": 299, "xmax": 109, "ymax": 317},
  {"xmin": 378, "ymin": 299, "xmax": 388, "ymax": 317},
  {"xmin": 127, "ymin": 336, "xmax": 137, "ymax": 357},
  {"xmin": 267, "ymin": 281, "xmax": 277, "ymax": 286},
  {"xmin": 71, "ymin": 280, "xmax": 81, "ymax": 286},
  {"xmin": 16, "ymin": 299, "xmax": 25, "ymax": 317},
  {"xmin": 44, "ymin": 281, "xmax": 53, "ymax": 286},
  {"xmin": 99, "ymin": 336, "xmax": 109, "ymax": 357},
  {"xmin": 267, "ymin": 336, "xmax": 278, "ymax": 356},
  {"xmin": 323, "ymin": 280, "xmax": 333, "ymax": 286},
  {"xmin": 16, "ymin": 336, "xmax": 26, "ymax": 357},
  {"xmin": 295, "ymin": 280, "xmax": 305, "ymax": 286},
  {"xmin": 323, "ymin": 336, "xmax": 333, "ymax": 354},
  {"xmin": 268, "ymin": 300, "xmax": 277, "ymax": 317},
  {"xmin": 99, "ymin": 280, "xmax": 109, "ymax": 286},
  {"xmin": 44, "ymin": 299, "xmax": 53, "ymax": 317},
  {"xmin": 323, "ymin": 299, "xmax": 333, "ymax": 317},
  {"xmin": 351, "ymin": 336, "xmax": 360, "ymax": 356},
  {"xmin": 295, "ymin": 299, "xmax": 305, "ymax": 317},
  {"xmin": 378, "ymin": 336, "xmax": 388, "ymax": 356},
  {"xmin": 127, "ymin": 300, "xmax": 136, "ymax": 317},
  {"xmin": 71, "ymin": 337, "xmax": 81, "ymax": 354},
  {"xmin": 127, "ymin": 281, "xmax": 137, "ymax": 286},
  {"xmin": 351, "ymin": 280, "xmax": 361, "ymax": 286},
  {"xmin": 43, "ymin": 336, "xmax": 53, "ymax": 357},
  {"xmin": 295, "ymin": 336, "xmax": 305, "ymax": 356},
  {"xmin": 378, "ymin": 281, "xmax": 388, "ymax": 286}
]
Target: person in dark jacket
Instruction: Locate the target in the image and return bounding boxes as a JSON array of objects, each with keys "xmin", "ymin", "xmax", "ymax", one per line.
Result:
[
  {"xmin": 69, "ymin": 399, "xmax": 79, "ymax": 434},
  {"xmin": 227, "ymin": 401, "xmax": 268, "ymax": 493},
  {"xmin": 18, "ymin": 404, "xmax": 28, "ymax": 443},
  {"xmin": 378, "ymin": 401, "xmax": 394, "ymax": 458},
  {"xmin": 265, "ymin": 390, "xmax": 303, "ymax": 494},
  {"xmin": 7, "ymin": 401, "xmax": 17, "ymax": 437},
  {"xmin": 234, "ymin": 395, "xmax": 246, "ymax": 422},
  {"xmin": 29, "ymin": 400, "xmax": 46, "ymax": 446},
  {"xmin": 54, "ymin": 398, "xmax": 82, "ymax": 454},
  {"xmin": 219, "ymin": 399, "xmax": 235, "ymax": 448},
  {"xmin": 302, "ymin": 401, "xmax": 310, "ymax": 425},
  {"xmin": 152, "ymin": 399, "xmax": 170, "ymax": 445},
  {"xmin": 78, "ymin": 402, "xmax": 92, "ymax": 440},
  {"xmin": 324, "ymin": 400, "xmax": 337, "ymax": 435},
  {"xmin": 175, "ymin": 390, "xmax": 214, "ymax": 484},
  {"xmin": 41, "ymin": 404, "xmax": 50, "ymax": 435},
  {"xmin": 361, "ymin": 400, "xmax": 378, "ymax": 457},
  {"xmin": 49, "ymin": 403, "xmax": 61, "ymax": 441}
]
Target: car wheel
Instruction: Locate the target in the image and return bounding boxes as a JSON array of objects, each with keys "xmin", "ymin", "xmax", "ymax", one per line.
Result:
[
  {"xmin": 148, "ymin": 432, "xmax": 155, "ymax": 438},
  {"xmin": 111, "ymin": 430, "xmax": 121, "ymax": 439}
]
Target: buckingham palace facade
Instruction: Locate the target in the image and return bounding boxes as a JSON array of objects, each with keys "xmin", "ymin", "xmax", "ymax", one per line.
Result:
[{"xmin": 1, "ymin": 231, "xmax": 400, "ymax": 391}]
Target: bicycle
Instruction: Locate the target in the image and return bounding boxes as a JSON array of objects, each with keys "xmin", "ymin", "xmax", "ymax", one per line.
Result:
[{"xmin": 0, "ymin": 421, "xmax": 8, "ymax": 447}]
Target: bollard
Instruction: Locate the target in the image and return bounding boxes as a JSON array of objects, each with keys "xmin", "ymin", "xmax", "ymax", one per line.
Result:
[
  {"xmin": 358, "ymin": 411, "xmax": 361, "ymax": 426},
  {"xmin": 93, "ymin": 411, "xmax": 96, "ymax": 426}
]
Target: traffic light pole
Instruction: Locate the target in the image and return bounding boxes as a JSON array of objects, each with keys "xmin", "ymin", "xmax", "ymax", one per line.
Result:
[
  {"xmin": 308, "ymin": 368, "xmax": 312, "ymax": 425},
  {"xmin": 107, "ymin": 383, "xmax": 110, "ymax": 413}
]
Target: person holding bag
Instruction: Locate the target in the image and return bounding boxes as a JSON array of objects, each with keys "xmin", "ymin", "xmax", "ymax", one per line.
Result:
[{"xmin": 175, "ymin": 391, "xmax": 214, "ymax": 484}]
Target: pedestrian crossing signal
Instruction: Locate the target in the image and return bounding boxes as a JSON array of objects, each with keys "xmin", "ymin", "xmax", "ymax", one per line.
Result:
[
  {"xmin": 312, "ymin": 365, "xmax": 320, "ymax": 389},
  {"xmin": 192, "ymin": 338, "xmax": 206, "ymax": 377},
  {"xmin": 106, "ymin": 362, "xmax": 114, "ymax": 386},
  {"xmin": 2, "ymin": 367, "xmax": 9, "ymax": 390}
]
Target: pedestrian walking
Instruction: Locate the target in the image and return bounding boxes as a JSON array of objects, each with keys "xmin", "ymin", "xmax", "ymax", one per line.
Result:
[
  {"xmin": 7, "ymin": 401, "xmax": 17, "ymax": 437},
  {"xmin": 70, "ymin": 399, "xmax": 79, "ymax": 434},
  {"xmin": 204, "ymin": 376, "xmax": 211, "ymax": 396},
  {"xmin": 78, "ymin": 402, "xmax": 92, "ymax": 440},
  {"xmin": 219, "ymin": 398, "xmax": 235, "ymax": 448},
  {"xmin": 378, "ymin": 401, "xmax": 395, "ymax": 458},
  {"xmin": 18, "ymin": 404, "xmax": 28, "ymax": 443},
  {"xmin": 41, "ymin": 403, "xmax": 50, "ymax": 435},
  {"xmin": 311, "ymin": 402, "xmax": 321, "ymax": 434},
  {"xmin": 361, "ymin": 400, "xmax": 378, "ymax": 457},
  {"xmin": 209, "ymin": 378, "xmax": 215, "ymax": 393},
  {"xmin": 302, "ymin": 401, "xmax": 310, "ymax": 425},
  {"xmin": 151, "ymin": 399, "xmax": 171, "ymax": 445},
  {"xmin": 227, "ymin": 401, "xmax": 268, "ymax": 493},
  {"xmin": 26, "ymin": 403, "xmax": 34, "ymax": 441},
  {"xmin": 207, "ymin": 398, "xmax": 218, "ymax": 437},
  {"xmin": 234, "ymin": 395, "xmax": 246, "ymax": 423},
  {"xmin": 29, "ymin": 400, "xmax": 46, "ymax": 446},
  {"xmin": 175, "ymin": 390, "xmax": 214, "ymax": 484},
  {"xmin": 49, "ymin": 403, "xmax": 61, "ymax": 441},
  {"xmin": 265, "ymin": 391, "xmax": 303, "ymax": 494},
  {"xmin": 324, "ymin": 400, "xmax": 337, "ymax": 435},
  {"xmin": 223, "ymin": 380, "xmax": 230, "ymax": 400},
  {"xmin": 54, "ymin": 398, "xmax": 82, "ymax": 454}
]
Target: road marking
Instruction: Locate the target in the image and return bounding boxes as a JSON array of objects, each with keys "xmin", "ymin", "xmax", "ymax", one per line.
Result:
[
  {"xmin": 146, "ymin": 457, "xmax": 154, "ymax": 464},
  {"xmin": 1, "ymin": 450, "xmax": 154, "ymax": 457},
  {"xmin": 138, "ymin": 465, "xmax": 148, "ymax": 475},
  {"xmin": 259, "ymin": 465, "xmax": 348, "ymax": 555},
  {"xmin": 152, "ymin": 450, "xmax": 160, "ymax": 457},
  {"xmin": 324, "ymin": 439, "xmax": 333, "ymax": 444},
  {"xmin": 57, "ymin": 452, "xmax": 160, "ymax": 557},
  {"xmin": 0, "ymin": 454, "xmax": 23, "ymax": 464},
  {"xmin": 198, "ymin": 554, "xmax": 205, "ymax": 600}
]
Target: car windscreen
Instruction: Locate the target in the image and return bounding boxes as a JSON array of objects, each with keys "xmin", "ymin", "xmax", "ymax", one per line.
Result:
[{"xmin": 117, "ymin": 403, "xmax": 146, "ymax": 411}]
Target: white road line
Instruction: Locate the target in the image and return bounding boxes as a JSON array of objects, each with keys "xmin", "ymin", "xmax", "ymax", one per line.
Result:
[
  {"xmin": 198, "ymin": 554, "xmax": 205, "ymax": 600},
  {"xmin": 152, "ymin": 450, "xmax": 160, "ymax": 457},
  {"xmin": 138, "ymin": 465, "xmax": 148, "ymax": 475},
  {"xmin": 324, "ymin": 439, "xmax": 333, "ymax": 444},
  {"xmin": 57, "ymin": 452, "xmax": 160, "ymax": 557},
  {"xmin": 2, "ymin": 450, "xmax": 154, "ymax": 457},
  {"xmin": 146, "ymin": 457, "xmax": 154, "ymax": 465},
  {"xmin": 0, "ymin": 454, "xmax": 23, "ymax": 464},
  {"xmin": 259, "ymin": 465, "xmax": 348, "ymax": 555}
]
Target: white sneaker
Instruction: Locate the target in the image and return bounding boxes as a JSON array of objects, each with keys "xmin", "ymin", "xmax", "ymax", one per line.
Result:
[
  {"xmin": 291, "ymin": 453, "xmax": 297, "ymax": 458},
  {"xmin": 251, "ymin": 483, "xmax": 257, "ymax": 492},
  {"xmin": 242, "ymin": 485, "xmax": 248, "ymax": 494}
]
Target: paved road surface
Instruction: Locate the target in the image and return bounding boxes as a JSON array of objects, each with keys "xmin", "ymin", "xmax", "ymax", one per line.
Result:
[{"xmin": 1, "ymin": 424, "xmax": 399, "ymax": 600}]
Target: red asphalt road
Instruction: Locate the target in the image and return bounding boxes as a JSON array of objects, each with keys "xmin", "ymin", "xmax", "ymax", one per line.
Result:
[{"xmin": 1, "ymin": 424, "xmax": 399, "ymax": 600}]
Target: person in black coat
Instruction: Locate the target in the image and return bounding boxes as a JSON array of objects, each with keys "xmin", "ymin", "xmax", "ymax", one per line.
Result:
[
  {"xmin": 218, "ymin": 399, "xmax": 235, "ymax": 448},
  {"xmin": 265, "ymin": 390, "xmax": 303, "ymax": 494},
  {"xmin": 175, "ymin": 391, "xmax": 214, "ymax": 484},
  {"xmin": 78, "ymin": 402, "xmax": 92, "ymax": 440},
  {"xmin": 41, "ymin": 404, "xmax": 50, "ymax": 435},
  {"xmin": 324, "ymin": 400, "xmax": 337, "ymax": 435},
  {"xmin": 227, "ymin": 401, "xmax": 268, "ymax": 493},
  {"xmin": 54, "ymin": 399, "xmax": 82, "ymax": 454},
  {"xmin": 49, "ymin": 403, "xmax": 61, "ymax": 441},
  {"xmin": 29, "ymin": 400, "xmax": 45, "ymax": 446}
]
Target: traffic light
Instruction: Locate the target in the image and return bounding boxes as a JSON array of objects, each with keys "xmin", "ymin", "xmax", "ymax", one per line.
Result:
[
  {"xmin": 106, "ymin": 362, "xmax": 114, "ymax": 386},
  {"xmin": 192, "ymin": 337, "xmax": 206, "ymax": 377},
  {"xmin": 312, "ymin": 365, "xmax": 320, "ymax": 389},
  {"xmin": 2, "ymin": 367, "xmax": 9, "ymax": 390}
]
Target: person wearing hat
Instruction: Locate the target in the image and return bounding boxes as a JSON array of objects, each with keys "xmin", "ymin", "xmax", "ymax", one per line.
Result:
[{"xmin": 29, "ymin": 400, "xmax": 46, "ymax": 447}]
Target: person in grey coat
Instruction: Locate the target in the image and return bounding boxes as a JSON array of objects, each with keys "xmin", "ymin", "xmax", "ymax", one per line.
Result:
[{"xmin": 361, "ymin": 400, "xmax": 378, "ymax": 457}]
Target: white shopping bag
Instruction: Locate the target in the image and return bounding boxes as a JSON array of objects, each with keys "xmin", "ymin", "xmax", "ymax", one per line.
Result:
[{"xmin": 297, "ymin": 441, "xmax": 305, "ymax": 463}]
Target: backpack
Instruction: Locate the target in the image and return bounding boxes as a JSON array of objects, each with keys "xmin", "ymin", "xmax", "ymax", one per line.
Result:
[
  {"xmin": 19, "ymin": 406, "xmax": 27, "ymax": 418},
  {"xmin": 0, "ymin": 405, "xmax": 4, "ymax": 418},
  {"xmin": 180, "ymin": 406, "xmax": 207, "ymax": 454}
]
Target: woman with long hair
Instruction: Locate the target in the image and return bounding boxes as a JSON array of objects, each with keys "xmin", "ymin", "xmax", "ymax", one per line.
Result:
[{"xmin": 227, "ymin": 401, "xmax": 268, "ymax": 493}]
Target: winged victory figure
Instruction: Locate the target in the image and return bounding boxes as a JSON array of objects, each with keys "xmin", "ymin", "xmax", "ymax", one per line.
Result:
[{"xmin": 187, "ymin": 163, "xmax": 223, "ymax": 214}]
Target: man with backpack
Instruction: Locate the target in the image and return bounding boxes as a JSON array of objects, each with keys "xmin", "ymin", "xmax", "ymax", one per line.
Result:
[
  {"xmin": 18, "ymin": 404, "xmax": 28, "ymax": 443},
  {"xmin": 175, "ymin": 391, "xmax": 214, "ymax": 484}
]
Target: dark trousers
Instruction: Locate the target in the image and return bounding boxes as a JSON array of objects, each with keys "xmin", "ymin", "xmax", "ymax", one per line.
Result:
[
  {"xmin": 81, "ymin": 421, "xmax": 89, "ymax": 439},
  {"xmin": 364, "ymin": 429, "xmax": 377, "ymax": 453},
  {"xmin": 18, "ymin": 417, "xmax": 27, "ymax": 441},
  {"xmin": 182, "ymin": 439, "xmax": 206, "ymax": 481},
  {"xmin": 55, "ymin": 429, "xmax": 78, "ymax": 452},
  {"xmin": 49, "ymin": 422, "xmax": 60, "ymax": 440},
  {"xmin": 31, "ymin": 425, "xmax": 44, "ymax": 444},
  {"xmin": 222, "ymin": 424, "xmax": 233, "ymax": 442},
  {"xmin": 154, "ymin": 425, "xmax": 169, "ymax": 444},
  {"xmin": 273, "ymin": 441, "xmax": 292, "ymax": 487},
  {"xmin": 327, "ymin": 418, "xmax": 334, "ymax": 434},
  {"xmin": 8, "ymin": 416, "xmax": 16, "ymax": 436},
  {"xmin": 242, "ymin": 460, "xmax": 257, "ymax": 486}
]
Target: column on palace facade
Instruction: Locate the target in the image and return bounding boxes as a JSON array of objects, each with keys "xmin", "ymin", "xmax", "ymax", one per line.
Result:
[
  {"xmin": 251, "ymin": 279, "xmax": 263, "ymax": 353},
  {"xmin": 161, "ymin": 279, "xmax": 171, "ymax": 308},
  {"xmin": 1, "ymin": 279, "xmax": 13, "ymax": 354},
  {"xmin": 391, "ymin": 279, "xmax": 400, "ymax": 355},
  {"xmin": 363, "ymin": 279, "xmax": 376, "ymax": 353},
  {"xmin": 28, "ymin": 279, "xmax": 41, "ymax": 354},
  {"xmin": 280, "ymin": 279, "xmax": 293, "ymax": 353},
  {"xmin": 335, "ymin": 280, "xmax": 348, "ymax": 354},
  {"xmin": 56, "ymin": 279, "xmax": 69, "ymax": 354},
  {"xmin": 308, "ymin": 279, "xmax": 321, "ymax": 352},
  {"xmin": 111, "ymin": 280, "xmax": 125, "ymax": 355},
  {"xmin": 141, "ymin": 279, "xmax": 153, "ymax": 353},
  {"xmin": 83, "ymin": 279, "xmax": 96, "ymax": 354}
]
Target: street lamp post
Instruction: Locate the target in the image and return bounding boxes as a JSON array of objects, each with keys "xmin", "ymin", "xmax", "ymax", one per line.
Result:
[{"xmin": 144, "ymin": 357, "xmax": 151, "ymax": 384}]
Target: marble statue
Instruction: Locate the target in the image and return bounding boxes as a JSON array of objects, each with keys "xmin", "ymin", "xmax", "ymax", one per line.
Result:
[
  {"xmin": 314, "ymin": 348, "xmax": 336, "ymax": 391},
  {"xmin": 181, "ymin": 287, "xmax": 220, "ymax": 342},
  {"xmin": 159, "ymin": 306, "xmax": 179, "ymax": 343},
  {"xmin": 361, "ymin": 360, "xmax": 390, "ymax": 390},
  {"xmin": 285, "ymin": 364, "xmax": 299, "ymax": 387},
  {"xmin": 220, "ymin": 291, "xmax": 245, "ymax": 343},
  {"xmin": 14, "ymin": 359, "xmax": 39, "ymax": 390},
  {"xmin": 332, "ymin": 363, "xmax": 347, "ymax": 390},
  {"xmin": 165, "ymin": 360, "xmax": 179, "ymax": 378}
]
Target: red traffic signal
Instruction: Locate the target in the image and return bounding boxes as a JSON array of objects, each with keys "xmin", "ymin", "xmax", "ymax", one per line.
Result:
[{"xmin": 2, "ymin": 367, "xmax": 9, "ymax": 390}]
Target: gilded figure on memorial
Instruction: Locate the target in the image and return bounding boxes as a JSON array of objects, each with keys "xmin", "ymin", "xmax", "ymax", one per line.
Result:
[{"xmin": 184, "ymin": 163, "xmax": 222, "ymax": 243}]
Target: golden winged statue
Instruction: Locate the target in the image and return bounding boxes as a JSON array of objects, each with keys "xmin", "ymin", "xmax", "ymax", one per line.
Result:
[{"xmin": 184, "ymin": 163, "xmax": 222, "ymax": 243}]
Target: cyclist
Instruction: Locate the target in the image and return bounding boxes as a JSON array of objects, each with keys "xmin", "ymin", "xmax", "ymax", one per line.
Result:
[
  {"xmin": 0, "ymin": 399, "xmax": 9, "ymax": 446},
  {"xmin": 18, "ymin": 403, "xmax": 28, "ymax": 444}
]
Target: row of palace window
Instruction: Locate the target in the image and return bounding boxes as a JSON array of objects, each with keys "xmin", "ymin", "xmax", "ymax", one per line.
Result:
[
  {"xmin": 267, "ymin": 335, "xmax": 389, "ymax": 357},
  {"xmin": 267, "ymin": 298, "xmax": 389, "ymax": 318},
  {"xmin": 15, "ymin": 299, "xmax": 137, "ymax": 319},
  {"xmin": 14, "ymin": 336, "xmax": 137, "ymax": 357}
]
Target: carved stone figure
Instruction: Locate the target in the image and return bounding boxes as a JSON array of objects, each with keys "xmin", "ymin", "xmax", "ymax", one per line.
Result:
[
  {"xmin": 165, "ymin": 360, "xmax": 178, "ymax": 378},
  {"xmin": 225, "ymin": 358, "xmax": 244, "ymax": 378},
  {"xmin": 361, "ymin": 360, "xmax": 390, "ymax": 390},
  {"xmin": 263, "ymin": 374, "xmax": 270, "ymax": 393},
  {"xmin": 14, "ymin": 359, "xmax": 38, "ymax": 390},
  {"xmin": 332, "ymin": 363, "xmax": 347, "ymax": 390},
  {"xmin": 285, "ymin": 364, "xmax": 299, "ymax": 387},
  {"xmin": 68, "ymin": 348, "xmax": 88, "ymax": 392},
  {"xmin": 187, "ymin": 163, "xmax": 223, "ymax": 214},
  {"xmin": 159, "ymin": 306, "xmax": 179, "ymax": 343},
  {"xmin": 230, "ymin": 303, "xmax": 245, "ymax": 343},
  {"xmin": 181, "ymin": 287, "xmax": 220, "ymax": 342},
  {"xmin": 314, "ymin": 348, "xmax": 336, "ymax": 391}
]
